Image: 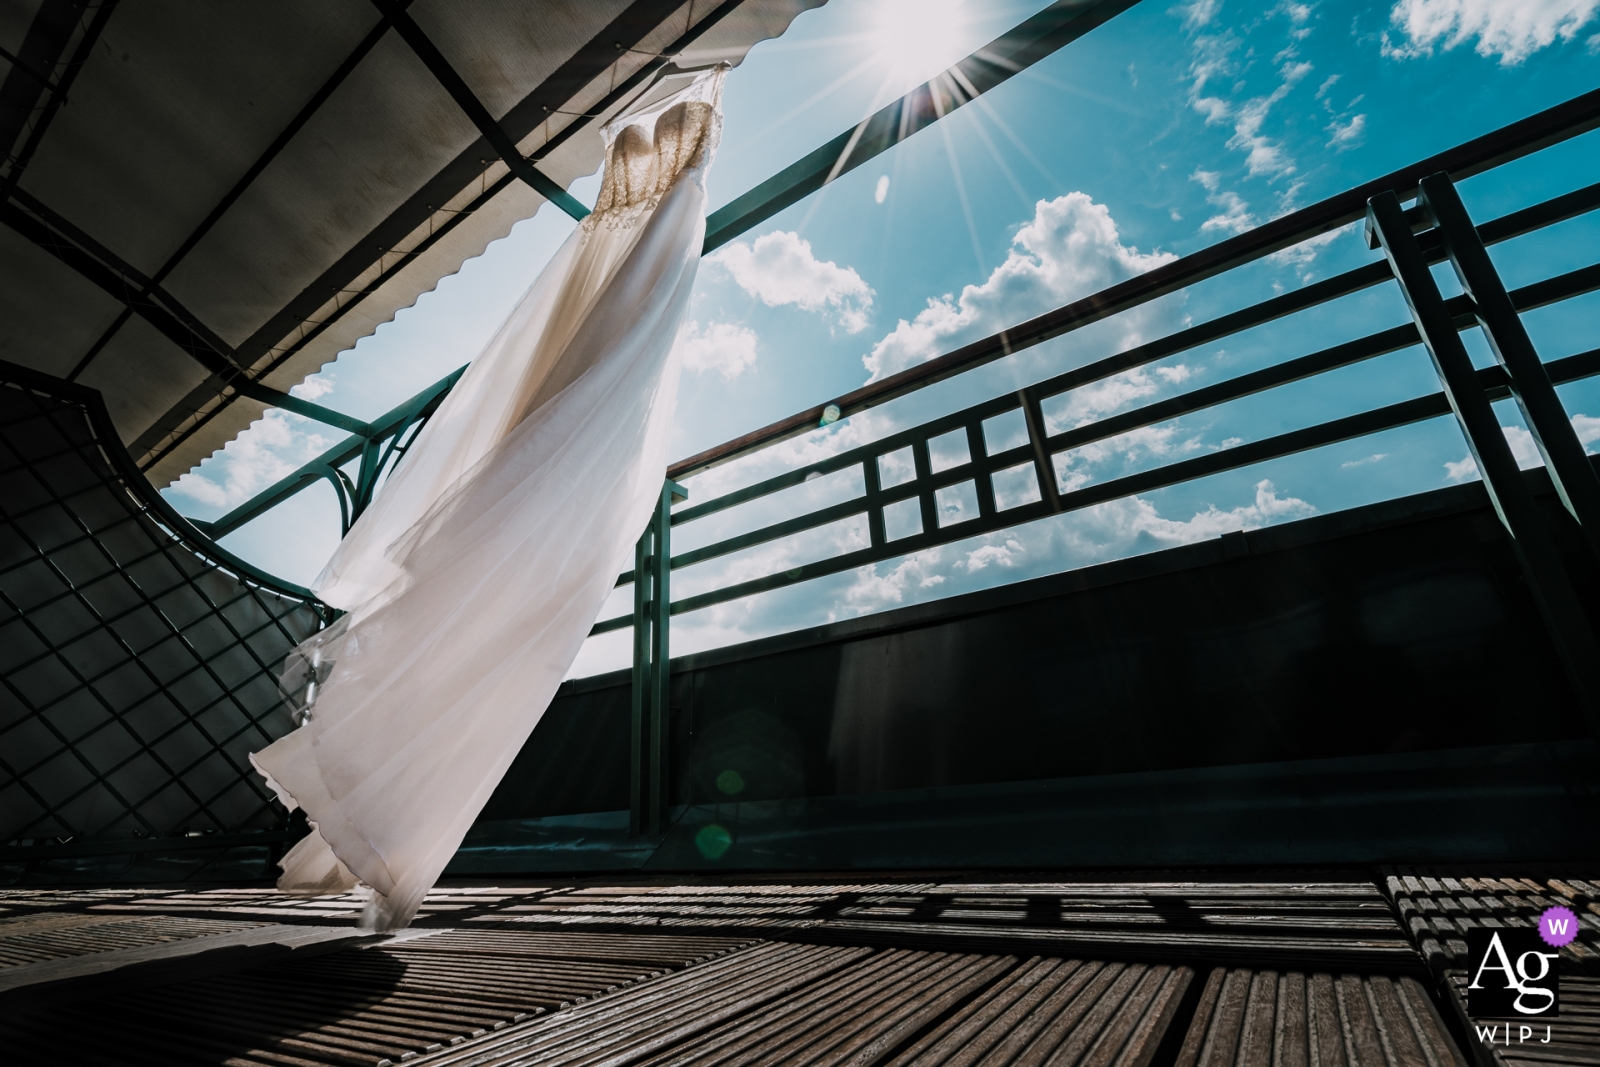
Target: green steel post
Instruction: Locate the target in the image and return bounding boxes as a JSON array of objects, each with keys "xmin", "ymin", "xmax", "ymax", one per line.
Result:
[
  {"xmin": 353, "ymin": 435, "xmax": 382, "ymax": 522},
  {"xmin": 1019, "ymin": 387, "xmax": 1063, "ymax": 513},
  {"xmin": 629, "ymin": 522, "xmax": 651, "ymax": 837},
  {"xmin": 648, "ymin": 484, "xmax": 672, "ymax": 835},
  {"xmin": 1419, "ymin": 172, "xmax": 1600, "ymax": 564},
  {"xmin": 630, "ymin": 478, "xmax": 686, "ymax": 837}
]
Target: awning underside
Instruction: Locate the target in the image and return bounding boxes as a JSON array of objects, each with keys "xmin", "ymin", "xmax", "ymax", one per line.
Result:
[{"xmin": 0, "ymin": 0, "xmax": 822, "ymax": 484}]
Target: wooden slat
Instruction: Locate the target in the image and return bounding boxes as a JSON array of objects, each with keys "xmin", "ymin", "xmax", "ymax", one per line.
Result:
[{"xmin": 1175, "ymin": 969, "xmax": 1465, "ymax": 1067}]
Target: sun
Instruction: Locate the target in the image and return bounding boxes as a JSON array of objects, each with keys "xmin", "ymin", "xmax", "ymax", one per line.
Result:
[{"xmin": 868, "ymin": 0, "xmax": 970, "ymax": 80}]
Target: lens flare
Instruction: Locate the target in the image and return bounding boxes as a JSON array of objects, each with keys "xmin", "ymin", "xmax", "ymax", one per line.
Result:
[
  {"xmin": 695, "ymin": 823, "xmax": 733, "ymax": 860},
  {"xmin": 869, "ymin": 0, "xmax": 968, "ymax": 80}
]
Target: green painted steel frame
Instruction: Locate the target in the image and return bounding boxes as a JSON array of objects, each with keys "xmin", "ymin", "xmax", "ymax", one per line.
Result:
[
  {"xmin": 192, "ymin": 366, "xmax": 466, "ymax": 541},
  {"xmin": 629, "ymin": 479, "xmax": 686, "ymax": 837},
  {"xmin": 173, "ymin": 86, "xmax": 1600, "ymax": 723}
]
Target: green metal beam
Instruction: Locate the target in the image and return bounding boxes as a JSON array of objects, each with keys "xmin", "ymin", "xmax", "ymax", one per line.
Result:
[
  {"xmin": 237, "ymin": 381, "xmax": 374, "ymax": 437},
  {"xmin": 374, "ymin": 0, "xmax": 590, "ymax": 221}
]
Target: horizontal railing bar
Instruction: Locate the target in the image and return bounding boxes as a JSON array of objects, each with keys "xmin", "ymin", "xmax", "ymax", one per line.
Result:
[
  {"xmin": 670, "ymin": 180, "xmax": 1600, "ymax": 533},
  {"xmin": 588, "ymin": 341, "xmax": 1600, "ymax": 632},
  {"xmin": 1477, "ymin": 179, "xmax": 1600, "ymax": 244},
  {"xmin": 1065, "ymin": 395, "xmax": 1453, "ymax": 511},
  {"xmin": 236, "ymin": 380, "xmax": 375, "ymax": 437},
  {"xmin": 1546, "ymin": 345, "xmax": 1600, "ymax": 381},
  {"xmin": 666, "ymin": 89, "xmax": 1600, "ymax": 483},
  {"xmin": 1508, "ymin": 260, "xmax": 1600, "ymax": 309}
]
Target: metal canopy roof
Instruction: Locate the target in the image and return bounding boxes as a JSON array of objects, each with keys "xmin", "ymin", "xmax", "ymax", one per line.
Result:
[{"xmin": 0, "ymin": 0, "xmax": 821, "ymax": 485}]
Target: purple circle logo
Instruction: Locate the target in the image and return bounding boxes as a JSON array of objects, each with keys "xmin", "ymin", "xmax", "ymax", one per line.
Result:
[{"xmin": 1539, "ymin": 905, "xmax": 1579, "ymax": 948}]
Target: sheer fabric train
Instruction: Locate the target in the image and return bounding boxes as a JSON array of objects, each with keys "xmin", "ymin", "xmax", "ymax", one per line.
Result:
[{"xmin": 251, "ymin": 69, "xmax": 725, "ymax": 931}]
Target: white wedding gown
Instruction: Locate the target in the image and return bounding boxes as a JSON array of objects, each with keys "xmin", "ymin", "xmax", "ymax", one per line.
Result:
[{"xmin": 251, "ymin": 68, "xmax": 725, "ymax": 932}]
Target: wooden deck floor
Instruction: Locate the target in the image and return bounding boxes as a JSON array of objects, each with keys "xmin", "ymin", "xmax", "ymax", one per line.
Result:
[{"xmin": 0, "ymin": 871, "xmax": 1592, "ymax": 1067}]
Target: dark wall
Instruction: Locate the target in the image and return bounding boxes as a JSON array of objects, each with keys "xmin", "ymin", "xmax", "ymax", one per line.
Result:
[{"xmin": 481, "ymin": 469, "xmax": 1596, "ymax": 830}]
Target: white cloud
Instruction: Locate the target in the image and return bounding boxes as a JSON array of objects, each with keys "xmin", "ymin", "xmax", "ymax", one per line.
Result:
[
  {"xmin": 168, "ymin": 411, "xmax": 332, "ymax": 512},
  {"xmin": 1043, "ymin": 364, "xmax": 1198, "ymax": 438},
  {"xmin": 836, "ymin": 480, "xmax": 1316, "ymax": 618},
  {"xmin": 706, "ymin": 231, "xmax": 874, "ymax": 333},
  {"xmin": 1267, "ymin": 222, "xmax": 1354, "ymax": 275},
  {"xmin": 1191, "ymin": 169, "xmax": 1257, "ymax": 235},
  {"xmin": 874, "ymin": 175, "xmax": 890, "ymax": 204},
  {"xmin": 1385, "ymin": 0, "xmax": 1599, "ymax": 64},
  {"xmin": 1326, "ymin": 113, "xmax": 1367, "ymax": 149},
  {"xmin": 1137, "ymin": 479, "xmax": 1317, "ymax": 537},
  {"xmin": 1223, "ymin": 62, "xmax": 1312, "ymax": 179},
  {"xmin": 676, "ymin": 320, "xmax": 759, "ymax": 379},
  {"xmin": 863, "ymin": 192, "xmax": 1176, "ymax": 381},
  {"xmin": 1444, "ymin": 423, "xmax": 1551, "ymax": 481},
  {"xmin": 1182, "ymin": 0, "xmax": 1315, "ymax": 183},
  {"xmin": 1205, "ymin": 193, "xmax": 1256, "ymax": 235},
  {"xmin": 1055, "ymin": 424, "xmax": 1209, "ymax": 493},
  {"xmin": 1341, "ymin": 453, "xmax": 1388, "ymax": 468},
  {"xmin": 961, "ymin": 539, "xmax": 1026, "ymax": 572},
  {"xmin": 1275, "ymin": 1, "xmax": 1313, "ymax": 25},
  {"xmin": 1574, "ymin": 413, "xmax": 1600, "ymax": 451},
  {"xmin": 1179, "ymin": 0, "xmax": 1223, "ymax": 29},
  {"xmin": 1187, "ymin": 29, "xmax": 1240, "ymax": 98},
  {"xmin": 290, "ymin": 374, "xmax": 335, "ymax": 401},
  {"xmin": 843, "ymin": 552, "xmax": 947, "ymax": 613}
]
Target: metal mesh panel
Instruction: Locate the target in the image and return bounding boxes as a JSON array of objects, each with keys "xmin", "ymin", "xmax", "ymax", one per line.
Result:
[{"xmin": 0, "ymin": 369, "xmax": 328, "ymax": 843}]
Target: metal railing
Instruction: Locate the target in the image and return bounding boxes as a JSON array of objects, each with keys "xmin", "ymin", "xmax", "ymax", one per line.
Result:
[{"xmin": 596, "ymin": 91, "xmax": 1600, "ymax": 761}]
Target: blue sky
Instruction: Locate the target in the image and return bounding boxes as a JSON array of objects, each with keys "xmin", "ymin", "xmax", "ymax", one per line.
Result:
[{"xmin": 164, "ymin": 0, "xmax": 1600, "ymax": 676}]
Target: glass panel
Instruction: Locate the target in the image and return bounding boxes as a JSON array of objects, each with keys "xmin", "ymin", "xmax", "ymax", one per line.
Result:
[
  {"xmin": 882, "ymin": 497, "xmax": 923, "ymax": 541},
  {"xmin": 991, "ymin": 463, "xmax": 1042, "ymax": 511},
  {"xmin": 935, "ymin": 481, "xmax": 980, "ymax": 526},
  {"xmin": 877, "ymin": 446, "xmax": 917, "ymax": 488},
  {"xmin": 927, "ymin": 429, "xmax": 971, "ymax": 472},
  {"xmin": 983, "ymin": 409, "xmax": 1029, "ymax": 455}
]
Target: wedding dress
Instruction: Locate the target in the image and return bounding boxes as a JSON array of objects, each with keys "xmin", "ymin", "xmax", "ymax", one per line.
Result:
[{"xmin": 250, "ymin": 67, "xmax": 726, "ymax": 932}]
